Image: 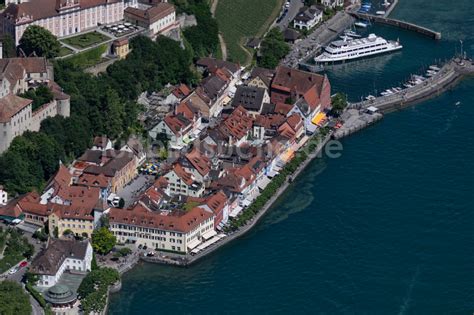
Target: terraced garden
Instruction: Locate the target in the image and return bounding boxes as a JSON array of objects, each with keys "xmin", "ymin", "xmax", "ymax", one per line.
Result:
[
  {"xmin": 215, "ymin": 0, "xmax": 283, "ymax": 65},
  {"xmin": 62, "ymin": 31, "xmax": 110, "ymax": 49}
]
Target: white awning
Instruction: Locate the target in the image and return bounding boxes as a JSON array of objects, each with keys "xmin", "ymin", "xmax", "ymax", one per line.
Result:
[
  {"xmin": 187, "ymin": 238, "xmax": 201, "ymax": 250},
  {"xmin": 267, "ymin": 170, "xmax": 279, "ymax": 178},
  {"xmin": 242, "ymin": 199, "xmax": 252, "ymax": 207},
  {"xmin": 229, "ymin": 206, "xmax": 243, "ymax": 218},
  {"xmin": 258, "ymin": 177, "xmax": 271, "ymax": 190},
  {"xmin": 201, "ymin": 229, "xmax": 217, "ymax": 240}
]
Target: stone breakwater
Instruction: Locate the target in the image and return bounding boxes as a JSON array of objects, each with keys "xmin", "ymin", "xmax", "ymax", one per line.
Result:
[
  {"xmin": 349, "ymin": 58, "xmax": 474, "ymax": 113},
  {"xmin": 350, "ymin": 12, "xmax": 442, "ymax": 40}
]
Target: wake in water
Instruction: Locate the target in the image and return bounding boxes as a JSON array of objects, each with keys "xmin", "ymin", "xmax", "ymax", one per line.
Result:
[
  {"xmin": 438, "ymin": 103, "xmax": 461, "ymax": 135},
  {"xmin": 398, "ymin": 265, "xmax": 421, "ymax": 315}
]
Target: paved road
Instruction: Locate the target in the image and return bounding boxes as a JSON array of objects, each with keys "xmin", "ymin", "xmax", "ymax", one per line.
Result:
[
  {"xmin": 276, "ymin": 0, "xmax": 304, "ymax": 30},
  {"xmin": 283, "ymin": 11, "xmax": 355, "ymax": 68}
]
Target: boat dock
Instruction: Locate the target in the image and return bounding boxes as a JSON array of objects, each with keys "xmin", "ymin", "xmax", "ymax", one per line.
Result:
[
  {"xmin": 283, "ymin": 11, "xmax": 355, "ymax": 69},
  {"xmin": 333, "ymin": 109, "xmax": 384, "ymax": 139},
  {"xmin": 349, "ymin": 57, "xmax": 474, "ymax": 113},
  {"xmin": 349, "ymin": 12, "xmax": 442, "ymax": 40}
]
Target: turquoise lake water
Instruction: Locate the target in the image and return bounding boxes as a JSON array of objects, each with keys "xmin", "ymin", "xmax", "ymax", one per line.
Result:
[{"xmin": 109, "ymin": 1, "xmax": 474, "ymax": 313}]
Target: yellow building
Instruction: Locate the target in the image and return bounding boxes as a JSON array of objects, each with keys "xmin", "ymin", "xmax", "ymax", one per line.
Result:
[
  {"xmin": 49, "ymin": 207, "xmax": 95, "ymax": 238},
  {"xmin": 113, "ymin": 38, "xmax": 130, "ymax": 60}
]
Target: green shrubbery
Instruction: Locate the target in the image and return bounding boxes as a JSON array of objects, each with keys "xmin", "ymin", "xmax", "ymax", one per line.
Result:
[
  {"xmin": 0, "ymin": 229, "xmax": 34, "ymax": 274},
  {"xmin": 65, "ymin": 44, "xmax": 108, "ymax": 69},
  {"xmin": 78, "ymin": 267, "xmax": 120, "ymax": 314},
  {"xmin": 0, "ymin": 281, "xmax": 32, "ymax": 315},
  {"xmin": 228, "ymin": 133, "xmax": 331, "ymax": 231}
]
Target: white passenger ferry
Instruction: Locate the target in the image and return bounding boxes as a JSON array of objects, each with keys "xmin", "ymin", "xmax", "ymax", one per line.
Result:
[{"xmin": 314, "ymin": 34, "xmax": 402, "ymax": 63}]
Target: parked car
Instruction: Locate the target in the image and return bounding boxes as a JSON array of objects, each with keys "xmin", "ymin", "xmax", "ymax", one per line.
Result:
[
  {"xmin": 8, "ymin": 267, "xmax": 19, "ymax": 275},
  {"xmin": 19, "ymin": 261, "xmax": 28, "ymax": 268}
]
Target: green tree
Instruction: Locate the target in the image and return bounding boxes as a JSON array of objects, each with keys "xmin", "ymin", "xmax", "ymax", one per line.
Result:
[
  {"xmin": 103, "ymin": 89, "xmax": 124, "ymax": 139},
  {"xmin": 1, "ymin": 34, "xmax": 16, "ymax": 58},
  {"xmin": 258, "ymin": 28, "xmax": 290, "ymax": 69},
  {"xmin": 63, "ymin": 229, "xmax": 73, "ymax": 236},
  {"xmin": 330, "ymin": 93, "xmax": 347, "ymax": 115},
  {"xmin": 92, "ymin": 227, "xmax": 116, "ymax": 255},
  {"xmin": 19, "ymin": 85, "xmax": 54, "ymax": 111},
  {"xmin": 19, "ymin": 25, "xmax": 61, "ymax": 58},
  {"xmin": 0, "ymin": 281, "xmax": 32, "ymax": 315}
]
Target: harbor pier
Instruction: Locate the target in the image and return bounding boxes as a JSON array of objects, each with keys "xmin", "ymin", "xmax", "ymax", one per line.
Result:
[
  {"xmin": 350, "ymin": 12, "xmax": 442, "ymax": 40},
  {"xmin": 349, "ymin": 57, "xmax": 474, "ymax": 113}
]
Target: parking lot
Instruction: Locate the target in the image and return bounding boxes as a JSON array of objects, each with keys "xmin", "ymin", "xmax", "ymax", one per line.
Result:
[
  {"xmin": 276, "ymin": 0, "xmax": 304, "ymax": 30},
  {"xmin": 120, "ymin": 174, "xmax": 155, "ymax": 208}
]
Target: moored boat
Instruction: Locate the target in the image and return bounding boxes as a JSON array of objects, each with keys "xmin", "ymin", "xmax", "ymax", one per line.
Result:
[{"xmin": 314, "ymin": 34, "xmax": 402, "ymax": 63}]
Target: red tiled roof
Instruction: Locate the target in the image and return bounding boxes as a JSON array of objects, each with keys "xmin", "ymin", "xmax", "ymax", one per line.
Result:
[
  {"xmin": 172, "ymin": 84, "xmax": 191, "ymax": 99},
  {"xmin": 274, "ymin": 102, "xmax": 294, "ymax": 115},
  {"xmin": 173, "ymin": 164, "xmax": 194, "ymax": 186},
  {"xmin": 0, "ymin": 199, "xmax": 23, "ymax": 218},
  {"xmin": 176, "ymin": 101, "xmax": 197, "ymax": 121},
  {"xmin": 271, "ymin": 66, "xmax": 329, "ymax": 109},
  {"xmin": 109, "ymin": 204, "xmax": 213, "ymax": 233},
  {"xmin": 124, "ymin": 3, "xmax": 175, "ymax": 24},
  {"xmin": 185, "ymin": 148, "xmax": 211, "ymax": 177},
  {"xmin": 0, "ymin": 94, "xmax": 32, "ymax": 122},
  {"xmin": 164, "ymin": 114, "xmax": 192, "ymax": 135},
  {"xmin": 204, "ymin": 191, "xmax": 227, "ymax": 215},
  {"xmin": 52, "ymin": 204, "xmax": 94, "ymax": 221},
  {"xmin": 77, "ymin": 173, "xmax": 111, "ymax": 189},
  {"xmin": 220, "ymin": 106, "xmax": 253, "ymax": 140},
  {"xmin": 17, "ymin": 192, "xmax": 49, "ymax": 217}
]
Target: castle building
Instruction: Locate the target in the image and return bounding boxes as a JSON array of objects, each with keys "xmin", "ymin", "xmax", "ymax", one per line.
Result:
[
  {"xmin": 2, "ymin": 0, "xmax": 138, "ymax": 45},
  {"xmin": 0, "ymin": 57, "xmax": 70, "ymax": 153}
]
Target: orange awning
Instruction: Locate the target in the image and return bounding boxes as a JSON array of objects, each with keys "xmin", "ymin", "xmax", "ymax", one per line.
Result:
[{"xmin": 312, "ymin": 112, "xmax": 327, "ymax": 126}]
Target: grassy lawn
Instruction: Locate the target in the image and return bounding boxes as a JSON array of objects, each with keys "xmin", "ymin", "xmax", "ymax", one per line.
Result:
[
  {"xmin": 62, "ymin": 31, "xmax": 111, "ymax": 49},
  {"xmin": 58, "ymin": 46, "xmax": 73, "ymax": 57},
  {"xmin": 64, "ymin": 44, "xmax": 108, "ymax": 69},
  {"xmin": 215, "ymin": 0, "xmax": 284, "ymax": 65}
]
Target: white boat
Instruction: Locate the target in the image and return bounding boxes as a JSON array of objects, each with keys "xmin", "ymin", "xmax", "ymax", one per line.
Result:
[
  {"xmin": 381, "ymin": 91, "xmax": 393, "ymax": 96},
  {"xmin": 355, "ymin": 21, "xmax": 368, "ymax": 28},
  {"xmin": 315, "ymin": 34, "xmax": 403, "ymax": 63},
  {"xmin": 376, "ymin": 11, "xmax": 386, "ymax": 15},
  {"xmin": 365, "ymin": 95, "xmax": 376, "ymax": 101},
  {"xmin": 429, "ymin": 65, "xmax": 441, "ymax": 71},
  {"xmin": 412, "ymin": 75, "xmax": 426, "ymax": 81},
  {"xmin": 404, "ymin": 83, "xmax": 414, "ymax": 88},
  {"xmin": 383, "ymin": 1, "xmax": 390, "ymax": 7},
  {"xmin": 344, "ymin": 30, "xmax": 362, "ymax": 38}
]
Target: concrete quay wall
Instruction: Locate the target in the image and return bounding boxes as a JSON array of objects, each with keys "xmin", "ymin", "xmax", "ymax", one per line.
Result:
[
  {"xmin": 350, "ymin": 58, "xmax": 473, "ymax": 113},
  {"xmin": 350, "ymin": 12, "xmax": 442, "ymax": 40}
]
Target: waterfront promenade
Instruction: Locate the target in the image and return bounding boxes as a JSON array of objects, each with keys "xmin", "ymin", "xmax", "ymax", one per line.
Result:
[{"xmin": 142, "ymin": 134, "xmax": 332, "ymax": 267}]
